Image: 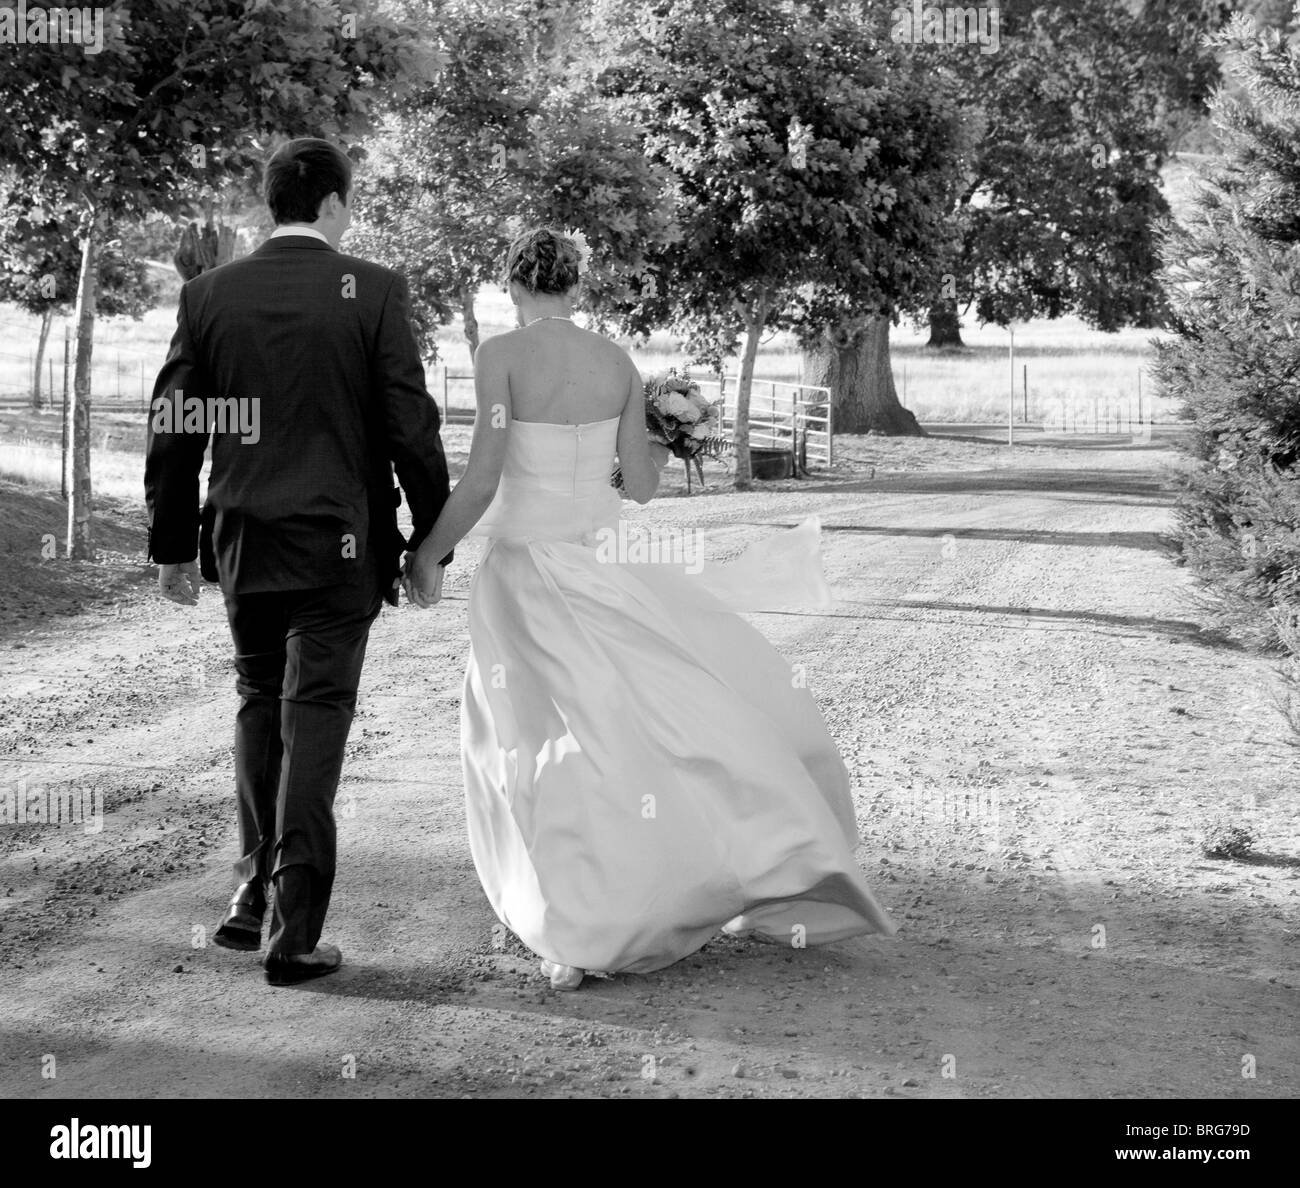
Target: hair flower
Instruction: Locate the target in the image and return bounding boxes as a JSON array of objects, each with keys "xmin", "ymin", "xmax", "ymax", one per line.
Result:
[{"xmin": 564, "ymin": 228, "xmax": 593, "ymax": 275}]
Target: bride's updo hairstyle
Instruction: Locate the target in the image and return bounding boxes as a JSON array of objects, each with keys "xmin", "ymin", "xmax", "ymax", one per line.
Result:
[{"xmin": 504, "ymin": 227, "xmax": 582, "ymax": 295}]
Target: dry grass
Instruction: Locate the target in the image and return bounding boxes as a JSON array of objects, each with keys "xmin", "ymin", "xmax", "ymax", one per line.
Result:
[
  {"xmin": 1, "ymin": 285, "xmax": 1174, "ymax": 491},
  {"xmin": 431, "ymin": 287, "xmax": 1173, "ymax": 427},
  {"xmin": 0, "ymin": 439, "xmax": 146, "ymax": 501}
]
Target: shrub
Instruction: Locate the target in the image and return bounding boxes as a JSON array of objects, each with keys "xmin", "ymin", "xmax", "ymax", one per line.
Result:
[{"xmin": 1151, "ymin": 12, "xmax": 1300, "ymax": 645}]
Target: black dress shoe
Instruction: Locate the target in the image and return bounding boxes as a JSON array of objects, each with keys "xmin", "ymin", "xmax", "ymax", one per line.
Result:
[
  {"xmin": 213, "ymin": 881, "xmax": 266, "ymax": 951},
  {"xmin": 264, "ymin": 943, "xmax": 342, "ymax": 986}
]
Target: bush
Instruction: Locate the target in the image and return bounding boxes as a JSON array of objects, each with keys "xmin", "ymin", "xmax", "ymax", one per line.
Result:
[
  {"xmin": 1198, "ymin": 816, "xmax": 1255, "ymax": 860},
  {"xmin": 1151, "ymin": 11, "xmax": 1300, "ymax": 645},
  {"xmin": 1269, "ymin": 604, "xmax": 1300, "ymax": 742}
]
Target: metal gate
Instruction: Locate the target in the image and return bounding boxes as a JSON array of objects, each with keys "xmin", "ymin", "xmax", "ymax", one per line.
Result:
[{"xmin": 694, "ymin": 376, "xmax": 833, "ymax": 473}]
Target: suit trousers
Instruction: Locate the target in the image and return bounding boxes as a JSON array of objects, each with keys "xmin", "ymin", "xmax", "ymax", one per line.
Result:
[{"xmin": 222, "ymin": 570, "xmax": 383, "ymax": 956}]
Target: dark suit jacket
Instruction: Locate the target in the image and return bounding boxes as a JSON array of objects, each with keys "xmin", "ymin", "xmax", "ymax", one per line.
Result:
[{"xmin": 144, "ymin": 235, "xmax": 452, "ymax": 606}]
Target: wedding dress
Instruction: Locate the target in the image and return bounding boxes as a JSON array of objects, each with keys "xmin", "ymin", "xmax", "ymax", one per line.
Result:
[{"xmin": 460, "ymin": 415, "xmax": 896, "ymax": 975}]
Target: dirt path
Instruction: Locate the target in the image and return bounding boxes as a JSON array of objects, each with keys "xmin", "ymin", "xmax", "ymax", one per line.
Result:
[{"xmin": 1, "ymin": 432, "xmax": 1296, "ymax": 1099}]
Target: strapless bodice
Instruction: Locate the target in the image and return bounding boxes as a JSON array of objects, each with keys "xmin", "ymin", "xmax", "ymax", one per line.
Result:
[{"xmin": 469, "ymin": 416, "xmax": 623, "ymax": 542}]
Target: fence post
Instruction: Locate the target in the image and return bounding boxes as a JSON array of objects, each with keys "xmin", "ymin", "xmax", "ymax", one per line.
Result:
[
  {"xmin": 442, "ymin": 367, "xmax": 449, "ymax": 423},
  {"xmin": 1023, "ymin": 363, "xmax": 1028, "ymax": 423},
  {"xmin": 1007, "ymin": 324, "xmax": 1015, "ymax": 447},
  {"xmin": 61, "ymin": 326, "xmax": 70, "ymax": 501}
]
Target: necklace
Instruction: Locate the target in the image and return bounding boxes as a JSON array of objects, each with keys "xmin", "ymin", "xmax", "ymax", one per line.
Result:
[{"xmin": 527, "ymin": 315, "xmax": 573, "ymax": 325}]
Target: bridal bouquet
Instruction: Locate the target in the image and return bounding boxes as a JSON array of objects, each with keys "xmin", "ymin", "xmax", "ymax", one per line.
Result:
[{"xmin": 612, "ymin": 369, "xmax": 727, "ymax": 492}]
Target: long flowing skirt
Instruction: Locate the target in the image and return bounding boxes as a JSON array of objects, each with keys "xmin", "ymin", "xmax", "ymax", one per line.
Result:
[{"xmin": 461, "ymin": 520, "xmax": 897, "ymax": 974}]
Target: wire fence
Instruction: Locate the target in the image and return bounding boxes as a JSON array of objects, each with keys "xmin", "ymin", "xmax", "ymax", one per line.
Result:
[
  {"xmin": 0, "ymin": 315, "xmax": 1181, "ymax": 438},
  {"xmin": 0, "ymin": 317, "xmax": 160, "ymax": 411}
]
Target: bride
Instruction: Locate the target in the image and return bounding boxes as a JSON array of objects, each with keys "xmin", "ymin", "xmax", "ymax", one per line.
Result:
[{"xmin": 405, "ymin": 228, "xmax": 896, "ymax": 990}]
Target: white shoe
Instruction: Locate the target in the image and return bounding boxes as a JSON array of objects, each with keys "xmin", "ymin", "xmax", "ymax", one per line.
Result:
[{"xmin": 539, "ymin": 959, "xmax": 584, "ymax": 990}]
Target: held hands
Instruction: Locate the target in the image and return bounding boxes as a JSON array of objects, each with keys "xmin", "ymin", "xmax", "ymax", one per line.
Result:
[
  {"xmin": 402, "ymin": 547, "xmax": 445, "ymax": 609},
  {"xmin": 158, "ymin": 561, "xmax": 201, "ymax": 607},
  {"xmin": 649, "ymin": 441, "xmax": 672, "ymax": 469}
]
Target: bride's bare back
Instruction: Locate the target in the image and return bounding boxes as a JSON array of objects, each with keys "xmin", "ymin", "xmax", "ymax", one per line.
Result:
[
  {"xmin": 494, "ymin": 320, "xmax": 634, "ymax": 425},
  {"xmin": 404, "ymin": 230, "xmax": 662, "ymax": 581}
]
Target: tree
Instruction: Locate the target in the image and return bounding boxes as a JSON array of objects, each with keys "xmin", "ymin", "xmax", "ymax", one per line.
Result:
[
  {"xmin": 350, "ymin": 0, "xmax": 537, "ymax": 359},
  {"xmin": 1240, "ymin": 0, "xmax": 1298, "ymax": 31},
  {"xmin": 0, "ymin": 186, "xmax": 158, "ymax": 409},
  {"xmin": 597, "ymin": 0, "xmax": 970, "ymax": 459},
  {"xmin": 0, "ymin": 0, "xmax": 440, "ymax": 558},
  {"xmin": 172, "ymin": 201, "xmax": 237, "ymax": 281},
  {"xmin": 924, "ymin": 0, "xmax": 1229, "ymax": 349},
  {"xmin": 1151, "ymin": 9, "xmax": 1300, "ymax": 644},
  {"xmin": 350, "ymin": 0, "xmax": 677, "ymax": 361}
]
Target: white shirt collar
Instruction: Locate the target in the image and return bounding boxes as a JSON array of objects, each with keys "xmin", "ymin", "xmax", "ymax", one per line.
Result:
[{"xmin": 269, "ymin": 225, "xmax": 329, "ymax": 245}]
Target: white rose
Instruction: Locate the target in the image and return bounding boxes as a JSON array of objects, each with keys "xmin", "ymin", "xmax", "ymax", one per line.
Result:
[{"xmin": 663, "ymin": 392, "xmax": 700, "ymax": 422}]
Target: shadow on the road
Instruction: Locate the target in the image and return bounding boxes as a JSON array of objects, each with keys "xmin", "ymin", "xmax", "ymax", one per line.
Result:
[
  {"xmin": 839, "ymin": 597, "xmax": 1244, "ymax": 650},
  {"xmin": 0, "ymin": 1028, "xmax": 335, "ymax": 1098},
  {"xmin": 792, "ymin": 468, "xmax": 1174, "ymax": 502},
  {"xmin": 817, "ymin": 524, "xmax": 1177, "ymax": 555},
  {"xmin": 1001, "ymin": 437, "xmax": 1182, "ymax": 454},
  {"xmin": 1239, "ymin": 850, "xmax": 1300, "ymax": 871},
  {"xmin": 290, "ymin": 963, "xmax": 465, "ymax": 1006},
  {"xmin": 919, "ymin": 428, "xmax": 1188, "ymax": 453}
]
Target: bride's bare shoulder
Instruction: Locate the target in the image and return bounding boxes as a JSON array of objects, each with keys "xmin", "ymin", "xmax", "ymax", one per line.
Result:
[
  {"xmin": 581, "ymin": 326, "xmax": 636, "ymax": 371},
  {"xmin": 479, "ymin": 327, "xmax": 527, "ymax": 354}
]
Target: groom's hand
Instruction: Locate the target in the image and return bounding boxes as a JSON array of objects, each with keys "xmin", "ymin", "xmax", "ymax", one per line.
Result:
[{"xmin": 158, "ymin": 560, "xmax": 201, "ymax": 607}]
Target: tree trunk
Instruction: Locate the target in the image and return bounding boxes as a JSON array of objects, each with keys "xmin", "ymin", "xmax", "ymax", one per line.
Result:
[
  {"xmin": 215, "ymin": 221, "xmax": 236, "ymax": 268},
  {"xmin": 173, "ymin": 204, "xmax": 235, "ymax": 280},
  {"xmin": 32, "ymin": 307, "xmax": 54, "ymax": 409},
  {"xmin": 732, "ymin": 289, "xmax": 769, "ymax": 491},
  {"xmin": 67, "ymin": 213, "xmax": 102, "ymax": 561},
  {"xmin": 926, "ymin": 299, "xmax": 965, "ymax": 349},
  {"xmin": 460, "ymin": 284, "xmax": 480, "ymax": 359},
  {"xmin": 802, "ymin": 315, "xmax": 925, "ymax": 437}
]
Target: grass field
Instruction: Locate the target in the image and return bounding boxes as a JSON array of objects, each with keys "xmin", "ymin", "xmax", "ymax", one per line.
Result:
[
  {"xmin": 0, "ymin": 286, "xmax": 1172, "ymax": 424},
  {"xmin": 0, "ymin": 431, "xmax": 148, "ymax": 501},
  {"xmin": 1, "ymin": 150, "xmax": 1202, "ymax": 436},
  {"xmin": 430, "ymin": 287, "xmax": 1170, "ymax": 427},
  {"xmin": 0, "ymin": 287, "xmax": 1174, "ymax": 499}
]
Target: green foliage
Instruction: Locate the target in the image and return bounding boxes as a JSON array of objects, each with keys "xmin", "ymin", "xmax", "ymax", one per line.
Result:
[
  {"xmin": 0, "ymin": 0, "xmax": 441, "ymax": 224},
  {"xmin": 1240, "ymin": 0, "xmax": 1298, "ymax": 32},
  {"xmin": 594, "ymin": 0, "xmax": 970, "ymax": 361},
  {"xmin": 941, "ymin": 0, "xmax": 1226, "ymax": 332},
  {"xmin": 349, "ymin": 0, "xmax": 677, "ymax": 358},
  {"xmin": 1153, "ymin": 11, "xmax": 1300, "ymax": 642},
  {"xmin": 0, "ymin": 182, "xmax": 158, "ymax": 319}
]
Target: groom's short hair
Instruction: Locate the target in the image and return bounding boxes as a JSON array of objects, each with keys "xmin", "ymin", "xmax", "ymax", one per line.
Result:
[{"xmin": 264, "ymin": 138, "xmax": 353, "ymax": 224}]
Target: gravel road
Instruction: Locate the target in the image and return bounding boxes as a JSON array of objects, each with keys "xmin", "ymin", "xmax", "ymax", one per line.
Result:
[{"xmin": 1, "ymin": 429, "xmax": 1296, "ymax": 1098}]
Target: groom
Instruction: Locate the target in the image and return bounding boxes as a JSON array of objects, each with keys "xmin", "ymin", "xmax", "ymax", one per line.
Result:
[{"xmin": 145, "ymin": 137, "xmax": 453, "ymax": 985}]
